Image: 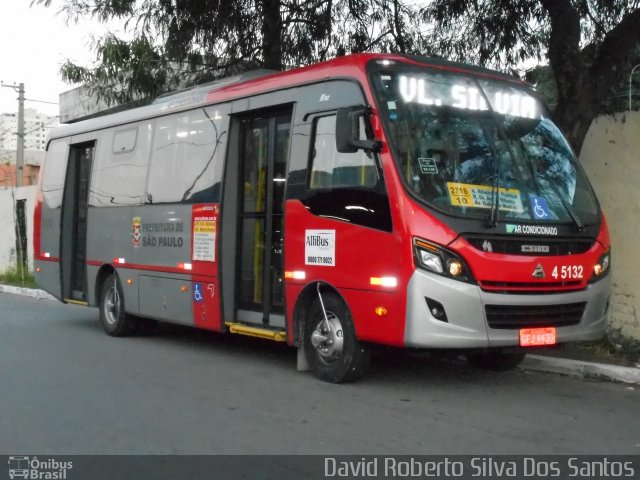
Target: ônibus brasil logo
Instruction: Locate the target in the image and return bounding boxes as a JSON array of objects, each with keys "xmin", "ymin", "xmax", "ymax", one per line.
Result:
[{"xmin": 7, "ymin": 456, "xmax": 73, "ymax": 479}]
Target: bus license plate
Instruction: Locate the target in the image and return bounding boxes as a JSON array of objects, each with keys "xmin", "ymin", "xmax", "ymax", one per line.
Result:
[{"xmin": 520, "ymin": 327, "xmax": 556, "ymax": 347}]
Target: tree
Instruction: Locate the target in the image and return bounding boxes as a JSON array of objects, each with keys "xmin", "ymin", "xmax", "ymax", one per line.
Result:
[
  {"xmin": 422, "ymin": 0, "xmax": 640, "ymax": 154},
  {"xmin": 32, "ymin": 0, "xmax": 425, "ymax": 107}
]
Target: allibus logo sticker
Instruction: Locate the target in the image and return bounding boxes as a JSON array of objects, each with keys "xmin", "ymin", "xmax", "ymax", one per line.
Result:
[
  {"xmin": 305, "ymin": 230, "xmax": 335, "ymax": 266},
  {"xmin": 506, "ymin": 224, "xmax": 558, "ymax": 236}
]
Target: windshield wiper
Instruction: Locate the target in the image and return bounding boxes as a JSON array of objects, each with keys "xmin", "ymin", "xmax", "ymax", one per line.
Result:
[
  {"xmin": 471, "ymin": 80, "xmax": 502, "ymax": 228},
  {"xmin": 529, "ymin": 155, "xmax": 585, "ymax": 231},
  {"xmin": 487, "ymin": 150, "xmax": 501, "ymax": 228}
]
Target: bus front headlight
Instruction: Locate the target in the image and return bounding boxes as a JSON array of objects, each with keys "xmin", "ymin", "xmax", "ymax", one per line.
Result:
[
  {"xmin": 591, "ymin": 249, "xmax": 611, "ymax": 281},
  {"xmin": 413, "ymin": 238, "xmax": 475, "ymax": 284}
]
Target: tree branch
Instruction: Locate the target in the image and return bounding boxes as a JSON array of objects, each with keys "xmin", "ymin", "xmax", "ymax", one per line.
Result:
[
  {"xmin": 539, "ymin": 0, "xmax": 583, "ymax": 102},
  {"xmin": 589, "ymin": 7, "xmax": 640, "ymax": 99}
]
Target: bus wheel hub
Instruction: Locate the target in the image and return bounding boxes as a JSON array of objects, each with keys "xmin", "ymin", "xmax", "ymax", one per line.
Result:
[{"xmin": 311, "ymin": 313, "xmax": 344, "ymax": 363}]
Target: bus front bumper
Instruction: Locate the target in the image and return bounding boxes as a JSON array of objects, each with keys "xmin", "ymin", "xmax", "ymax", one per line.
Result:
[{"xmin": 403, "ymin": 269, "xmax": 611, "ymax": 349}]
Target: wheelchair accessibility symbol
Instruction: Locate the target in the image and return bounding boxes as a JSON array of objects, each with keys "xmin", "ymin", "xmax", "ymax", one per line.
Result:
[
  {"xmin": 193, "ymin": 283, "xmax": 204, "ymax": 303},
  {"xmin": 529, "ymin": 195, "xmax": 552, "ymax": 220}
]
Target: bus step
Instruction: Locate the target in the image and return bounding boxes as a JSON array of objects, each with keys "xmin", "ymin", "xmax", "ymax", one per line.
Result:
[
  {"xmin": 225, "ymin": 322, "xmax": 287, "ymax": 342},
  {"xmin": 64, "ymin": 298, "xmax": 89, "ymax": 306}
]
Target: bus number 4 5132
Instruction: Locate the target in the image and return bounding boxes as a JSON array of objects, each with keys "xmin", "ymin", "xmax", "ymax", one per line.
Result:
[{"xmin": 551, "ymin": 265, "xmax": 584, "ymax": 280}]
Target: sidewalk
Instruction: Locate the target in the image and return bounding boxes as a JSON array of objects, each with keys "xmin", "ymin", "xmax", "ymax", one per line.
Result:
[
  {"xmin": 0, "ymin": 283, "xmax": 56, "ymax": 300},
  {"xmin": 2, "ymin": 284, "xmax": 639, "ymax": 385}
]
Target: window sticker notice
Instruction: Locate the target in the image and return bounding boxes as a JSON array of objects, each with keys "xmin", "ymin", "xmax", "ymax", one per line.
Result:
[
  {"xmin": 418, "ymin": 158, "xmax": 438, "ymax": 174},
  {"xmin": 193, "ymin": 217, "xmax": 216, "ymax": 262},
  {"xmin": 305, "ymin": 229, "xmax": 335, "ymax": 266},
  {"xmin": 447, "ymin": 182, "xmax": 523, "ymax": 212}
]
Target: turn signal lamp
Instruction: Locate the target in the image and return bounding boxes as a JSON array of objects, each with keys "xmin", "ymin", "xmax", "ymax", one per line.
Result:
[{"xmin": 374, "ymin": 306, "xmax": 388, "ymax": 317}]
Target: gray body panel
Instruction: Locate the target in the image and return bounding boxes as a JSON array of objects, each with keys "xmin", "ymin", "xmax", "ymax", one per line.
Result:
[
  {"xmin": 138, "ymin": 275, "xmax": 193, "ymax": 324},
  {"xmin": 39, "ymin": 77, "xmax": 366, "ymax": 330}
]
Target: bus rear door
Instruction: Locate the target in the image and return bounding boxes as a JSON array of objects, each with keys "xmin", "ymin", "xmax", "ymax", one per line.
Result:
[{"xmin": 60, "ymin": 138, "xmax": 95, "ymax": 304}]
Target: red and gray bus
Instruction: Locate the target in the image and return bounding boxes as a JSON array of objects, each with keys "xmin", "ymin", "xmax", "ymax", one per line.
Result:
[{"xmin": 34, "ymin": 53, "xmax": 611, "ymax": 382}]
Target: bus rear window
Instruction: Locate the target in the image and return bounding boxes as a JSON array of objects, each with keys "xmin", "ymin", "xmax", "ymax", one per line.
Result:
[{"xmin": 41, "ymin": 139, "xmax": 69, "ymax": 209}]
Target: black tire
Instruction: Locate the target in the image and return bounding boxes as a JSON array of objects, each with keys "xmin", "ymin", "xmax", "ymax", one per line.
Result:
[
  {"xmin": 466, "ymin": 349, "xmax": 526, "ymax": 371},
  {"xmin": 99, "ymin": 273, "xmax": 139, "ymax": 336},
  {"xmin": 303, "ymin": 292, "xmax": 370, "ymax": 383}
]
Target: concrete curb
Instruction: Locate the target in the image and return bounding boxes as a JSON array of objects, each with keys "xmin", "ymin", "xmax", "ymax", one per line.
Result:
[
  {"xmin": 2, "ymin": 284, "xmax": 639, "ymax": 385},
  {"xmin": 522, "ymin": 355, "xmax": 640, "ymax": 385},
  {"xmin": 0, "ymin": 284, "xmax": 56, "ymax": 301}
]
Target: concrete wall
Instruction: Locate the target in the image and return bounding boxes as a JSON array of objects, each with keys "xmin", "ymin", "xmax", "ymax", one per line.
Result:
[
  {"xmin": 0, "ymin": 186, "xmax": 36, "ymax": 272},
  {"xmin": 580, "ymin": 111, "xmax": 640, "ymax": 340}
]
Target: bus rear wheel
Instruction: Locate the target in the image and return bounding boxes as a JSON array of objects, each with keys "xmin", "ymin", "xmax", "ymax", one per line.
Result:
[
  {"xmin": 99, "ymin": 273, "xmax": 139, "ymax": 336},
  {"xmin": 303, "ymin": 292, "xmax": 370, "ymax": 383},
  {"xmin": 466, "ymin": 349, "xmax": 526, "ymax": 371}
]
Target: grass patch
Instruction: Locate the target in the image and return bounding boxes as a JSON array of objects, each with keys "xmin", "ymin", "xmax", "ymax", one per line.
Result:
[{"xmin": 0, "ymin": 264, "xmax": 36, "ymax": 288}]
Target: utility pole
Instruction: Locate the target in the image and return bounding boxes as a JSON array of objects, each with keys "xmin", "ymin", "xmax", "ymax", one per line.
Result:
[
  {"xmin": 1, "ymin": 82, "xmax": 25, "ymax": 187},
  {"xmin": 17, "ymin": 83, "xmax": 25, "ymax": 187}
]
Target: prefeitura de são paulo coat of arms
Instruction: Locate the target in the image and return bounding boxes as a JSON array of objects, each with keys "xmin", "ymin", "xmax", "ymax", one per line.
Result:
[{"xmin": 132, "ymin": 216, "xmax": 142, "ymax": 247}]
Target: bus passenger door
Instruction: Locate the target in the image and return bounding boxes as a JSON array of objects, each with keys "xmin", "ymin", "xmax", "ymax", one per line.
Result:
[
  {"xmin": 235, "ymin": 110, "xmax": 292, "ymax": 327},
  {"xmin": 60, "ymin": 140, "xmax": 95, "ymax": 303}
]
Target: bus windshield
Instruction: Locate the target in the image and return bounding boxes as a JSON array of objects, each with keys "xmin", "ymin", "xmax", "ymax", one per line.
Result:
[{"xmin": 372, "ymin": 68, "xmax": 600, "ymax": 226}]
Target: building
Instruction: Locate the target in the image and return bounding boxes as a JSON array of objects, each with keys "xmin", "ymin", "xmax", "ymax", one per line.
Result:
[
  {"xmin": 0, "ymin": 150, "xmax": 44, "ymax": 187},
  {"xmin": 0, "ymin": 108, "xmax": 58, "ymax": 151}
]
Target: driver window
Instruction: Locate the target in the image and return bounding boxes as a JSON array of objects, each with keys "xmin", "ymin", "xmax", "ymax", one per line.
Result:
[{"xmin": 309, "ymin": 115, "xmax": 377, "ymax": 189}]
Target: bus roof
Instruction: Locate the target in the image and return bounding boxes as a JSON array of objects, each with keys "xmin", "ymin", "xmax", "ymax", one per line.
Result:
[{"xmin": 48, "ymin": 53, "xmax": 528, "ymax": 142}]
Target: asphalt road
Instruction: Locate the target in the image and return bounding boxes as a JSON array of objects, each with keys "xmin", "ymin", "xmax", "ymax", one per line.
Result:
[{"xmin": 1, "ymin": 293, "xmax": 639, "ymax": 455}]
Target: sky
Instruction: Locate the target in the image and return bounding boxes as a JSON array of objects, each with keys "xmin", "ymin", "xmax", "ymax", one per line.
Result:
[{"xmin": 0, "ymin": 1, "xmax": 111, "ymax": 118}]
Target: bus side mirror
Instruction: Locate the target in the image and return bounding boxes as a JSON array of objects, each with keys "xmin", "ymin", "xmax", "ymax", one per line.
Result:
[{"xmin": 336, "ymin": 106, "xmax": 382, "ymax": 153}]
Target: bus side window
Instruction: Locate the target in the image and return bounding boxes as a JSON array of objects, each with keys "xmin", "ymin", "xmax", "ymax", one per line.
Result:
[
  {"xmin": 89, "ymin": 125, "xmax": 150, "ymax": 207},
  {"xmin": 309, "ymin": 115, "xmax": 377, "ymax": 190},
  {"xmin": 147, "ymin": 107, "xmax": 227, "ymax": 204}
]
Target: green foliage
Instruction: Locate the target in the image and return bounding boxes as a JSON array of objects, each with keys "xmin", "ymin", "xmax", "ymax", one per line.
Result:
[
  {"xmin": 422, "ymin": 0, "xmax": 548, "ymax": 70},
  {"xmin": 422, "ymin": 0, "xmax": 638, "ymax": 73},
  {"xmin": 0, "ymin": 264, "xmax": 36, "ymax": 288},
  {"xmin": 423, "ymin": 1, "xmax": 640, "ymax": 151},
  {"xmin": 32, "ymin": 0, "xmax": 426, "ymax": 106},
  {"xmin": 31, "ymin": 0, "xmax": 640, "ymax": 151},
  {"xmin": 526, "ymin": 65, "xmax": 558, "ymax": 108}
]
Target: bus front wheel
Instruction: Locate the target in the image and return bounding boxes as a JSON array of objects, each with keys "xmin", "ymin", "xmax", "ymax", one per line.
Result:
[
  {"xmin": 466, "ymin": 350, "xmax": 526, "ymax": 371},
  {"xmin": 303, "ymin": 292, "xmax": 370, "ymax": 383},
  {"xmin": 99, "ymin": 273, "xmax": 138, "ymax": 336}
]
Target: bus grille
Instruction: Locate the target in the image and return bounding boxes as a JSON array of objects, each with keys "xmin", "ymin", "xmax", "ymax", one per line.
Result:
[
  {"xmin": 485, "ymin": 302, "xmax": 586, "ymax": 329},
  {"xmin": 479, "ymin": 280, "xmax": 584, "ymax": 294}
]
